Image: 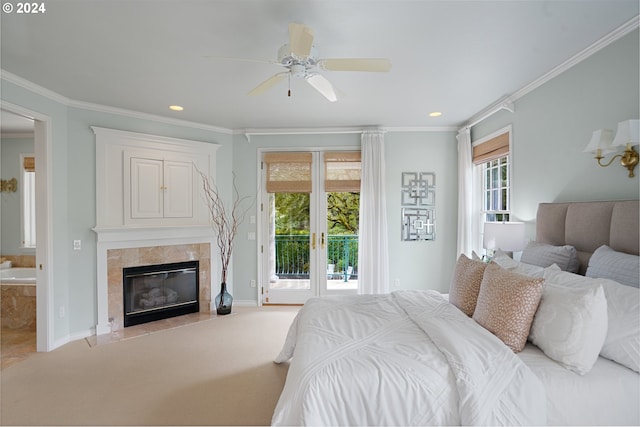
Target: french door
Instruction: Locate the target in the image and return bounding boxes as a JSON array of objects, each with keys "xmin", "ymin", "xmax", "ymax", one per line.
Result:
[{"xmin": 260, "ymin": 150, "xmax": 360, "ymax": 304}]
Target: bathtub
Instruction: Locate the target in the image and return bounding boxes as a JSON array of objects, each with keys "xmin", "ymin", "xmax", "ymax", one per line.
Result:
[{"xmin": 0, "ymin": 267, "xmax": 36, "ymax": 284}]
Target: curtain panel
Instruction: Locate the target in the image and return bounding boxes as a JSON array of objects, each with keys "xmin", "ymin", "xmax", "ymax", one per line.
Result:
[
  {"xmin": 457, "ymin": 128, "xmax": 473, "ymax": 257},
  {"xmin": 358, "ymin": 131, "xmax": 389, "ymax": 294}
]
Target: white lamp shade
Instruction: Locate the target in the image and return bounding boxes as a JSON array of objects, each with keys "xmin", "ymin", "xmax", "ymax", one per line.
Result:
[
  {"xmin": 583, "ymin": 129, "xmax": 616, "ymax": 155},
  {"xmin": 483, "ymin": 222, "xmax": 527, "ymax": 252},
  {"xmin": 611, "ymin": 119, "xmax": 640, "ymax": 147}
]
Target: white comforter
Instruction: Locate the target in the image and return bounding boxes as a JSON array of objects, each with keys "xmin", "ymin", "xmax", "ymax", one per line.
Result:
[{"xmin": 272, "ymin": 290, "xmax": 546, "ymax": 426}]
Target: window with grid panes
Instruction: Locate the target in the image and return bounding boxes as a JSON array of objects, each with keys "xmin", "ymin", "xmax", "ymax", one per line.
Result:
[{"xmin": 482, "ymin": 156, "xmax": 510, "ymax": 223}]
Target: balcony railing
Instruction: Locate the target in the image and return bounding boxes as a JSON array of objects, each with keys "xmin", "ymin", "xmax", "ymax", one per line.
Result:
[{"xmin": 274, "ymin": 234, "xmax": 358, "ymax": 279}]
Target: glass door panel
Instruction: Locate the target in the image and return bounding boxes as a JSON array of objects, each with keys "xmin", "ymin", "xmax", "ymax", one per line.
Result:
[
  {"xmin": 263, "ymin": 191, "xmax": 317, "ymax": 304},
  {"xmin": 270, "ymin": 192, "xmax": 311, "ymax": 290},
  {"xmin": 325, "ymin": 192, "xmax": 359, "ymax": 292}
]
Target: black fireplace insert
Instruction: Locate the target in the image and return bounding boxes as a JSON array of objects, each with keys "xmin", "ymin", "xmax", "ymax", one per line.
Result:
[{"xmin": 123, "ymin": 260, "xmax": 199, "ymax": 327}]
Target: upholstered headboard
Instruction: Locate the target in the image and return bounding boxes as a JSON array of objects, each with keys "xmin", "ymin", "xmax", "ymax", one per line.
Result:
[{"xmin": 536, "ymin": 200, "xmax": 639, "ymax": 275}]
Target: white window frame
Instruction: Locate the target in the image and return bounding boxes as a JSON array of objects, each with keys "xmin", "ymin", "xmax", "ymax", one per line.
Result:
[
  {"xmin": 471, "ymin": 126, "xmax": 512, "ymax": 256},
  {"xmin": 21, "ymin": 153, "xmax": 36, "ymax": 248}
]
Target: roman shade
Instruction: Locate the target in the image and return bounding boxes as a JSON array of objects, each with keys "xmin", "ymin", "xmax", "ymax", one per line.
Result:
[
  {"xmin": 264, "ymin": 152, "xmax": 312, "ymax": 193},
  {"xmin": 473, "ymin": 131, "xmax": 509, "ymax": 165},
  {"xmin": 23, "ymin": 156, "xmax": 35, "ymax": 172},
  {"xmin": 324, "ymin": 151, "xmax": 361, "ymax": 192}
]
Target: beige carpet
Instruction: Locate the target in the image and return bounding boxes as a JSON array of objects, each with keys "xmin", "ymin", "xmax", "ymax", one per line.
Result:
[{"xmin": 0, "ymin": 306, "xmax": 299, "ymax": 426}]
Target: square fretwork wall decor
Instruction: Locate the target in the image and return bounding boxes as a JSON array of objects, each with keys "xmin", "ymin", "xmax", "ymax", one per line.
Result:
[
  {"xmin": 401, "ymin": 172, "xmax": 435, "ymax": 241},
  {"xmin": 401, "ymin": 172, "xmax": 435, "ymax": 206}
]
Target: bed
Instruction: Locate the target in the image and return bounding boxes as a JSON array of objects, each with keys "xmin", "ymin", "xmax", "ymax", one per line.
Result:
[{"xmin": 272, "ymin": 200, "xmax": 640, "ymax": 426}]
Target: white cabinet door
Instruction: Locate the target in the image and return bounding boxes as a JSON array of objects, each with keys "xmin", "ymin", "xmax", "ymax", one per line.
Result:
[
  {"xmin": 130, "ymin": 157, "xmax": 163, "ymax": 219},
  {"xmin": 130, "ymin": 157, "xmax": 193, "ymax": 219},
  {"xmin": 163, "ymin": 160, "xmax": 193, "ymax": 218}
]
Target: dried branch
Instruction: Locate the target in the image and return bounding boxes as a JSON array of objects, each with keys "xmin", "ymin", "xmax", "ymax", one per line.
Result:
[{"xmin": 198, "ymin": 169, "xmax": 254, "ymax": 284}]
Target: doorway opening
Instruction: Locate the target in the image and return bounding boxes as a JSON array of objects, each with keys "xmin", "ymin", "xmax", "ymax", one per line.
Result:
[
  {"xmin": 261, "ymin": 150, "xmax": 360, "ymax": 305},
  {"xmin": 1, "ymin": 103, "xmax": 53, "ymax": 357}
]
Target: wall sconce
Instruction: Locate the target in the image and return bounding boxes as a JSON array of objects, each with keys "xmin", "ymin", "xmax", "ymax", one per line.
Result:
[
  {"xmin": 584, "ymin": 119, "xmax": 639, "ymax": 178},
  {"xmin": 0, "ymin": 178, "xmax": 18, "ymax": 193}
]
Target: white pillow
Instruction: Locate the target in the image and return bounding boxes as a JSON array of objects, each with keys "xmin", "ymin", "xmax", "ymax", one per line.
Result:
[
  {"xmin": 492, "ymin": 254, "xmax": 546, "ymax": 278},
  {"xmin": 586, "ymin": 245, "xmax": 640, "ymax": 288},
  {"xmin": 597, "ymin": 277, "xmax": 640, "ymax": 372},
  {"xmin": 543, "ymin": 268, "xmax": 640, "ymax": 372},
  {"xmin": 529, "ymin": 283, "xmax": 607, "ymax": 375}
]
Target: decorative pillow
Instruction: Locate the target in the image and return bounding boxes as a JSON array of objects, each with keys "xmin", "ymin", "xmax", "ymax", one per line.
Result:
[
  {"xmin": 529, "ymin": 283, "xmax": 608, "ymax": 375},
  {"xmin": 520, "ymin": 241, "xmax": 580, "ymax": 273},
  {"xmin": 585, "ymin": 245, "xmax": 640, "ymax": 288},
  {"xmin": 491, "ymin": 254, "xmax": 546, "ymax": 278},
  {"xmin": 449, "ymin": 254, "xmax": 487, "ymax": 317},
  {"xmin": 472, "ymin": 263, "xmax": 544, "ymax": 352},
  {"xmin": 543, "ymin": 268, "xmax": 640, "ymax": 372}
]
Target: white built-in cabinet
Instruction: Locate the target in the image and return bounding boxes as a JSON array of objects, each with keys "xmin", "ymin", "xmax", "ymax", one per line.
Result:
[
  {"xmin": 127, "ymin": 155, "xmax": 193, "ymax": 219},
  {"xmin": 92, "ymin": 127, "xmax": 219, "ymax": 229}
]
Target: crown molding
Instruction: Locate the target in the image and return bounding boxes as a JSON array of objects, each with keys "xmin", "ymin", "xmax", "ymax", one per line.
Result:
[
  {"xmin": 239, "ymin": 125, "xmax": 458, "ymax": 140},
  {"xmin": 1, "ymin": 69, "xmax": 233, "ymax": 135},
  {"xmin": 464, "ymin": 15, "xmax": 640, "ymax": 130}
]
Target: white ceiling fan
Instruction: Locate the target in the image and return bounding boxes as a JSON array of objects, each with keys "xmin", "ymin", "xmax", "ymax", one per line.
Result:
[{"xmin": 230, "ymin": 23, "xmax": 392, "ymax": 102}]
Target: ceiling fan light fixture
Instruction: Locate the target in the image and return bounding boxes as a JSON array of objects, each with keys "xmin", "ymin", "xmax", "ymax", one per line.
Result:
[
  {"xmin": 169, "ymin": 105, "xmax": 184, "ymax": 111},
  {"xmin": 429, "ymin": 111, "xmax": 442, "ymax": 117}
]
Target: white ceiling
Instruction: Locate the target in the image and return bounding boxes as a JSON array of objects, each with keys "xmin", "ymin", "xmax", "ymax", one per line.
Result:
[{"xmin": 1, "ymin": 0, "xmax": 638, "ymax": 132}]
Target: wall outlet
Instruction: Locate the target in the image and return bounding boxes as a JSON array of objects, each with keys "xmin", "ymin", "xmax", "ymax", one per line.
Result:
[
  {"xmin": 73, "ymin": 240, "xmax": 81, "ymax": 250},
  {"xmin": 59, "ymin": 305, "xmax": 65, "ymax": 318},
  {"xmin": 250, "ymin": 279, "xmax": 256, "ymax": 288},
  {"xmin": 393, "ymin": 278, "xmax": 400, "ymax": 288},
  {"xmin": 248, "ymin": 232, "xmax": 256, "ymax": 241}
]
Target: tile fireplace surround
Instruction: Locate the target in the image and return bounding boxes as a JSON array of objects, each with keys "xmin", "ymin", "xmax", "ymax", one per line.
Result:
[{"xmin": 94, "ymin": 227, "xmax": 215, "ymax": 335}]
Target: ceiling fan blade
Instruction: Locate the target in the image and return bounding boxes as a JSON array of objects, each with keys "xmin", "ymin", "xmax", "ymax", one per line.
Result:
[
  {"xmin": 202, "ymin": 55, "xmax": 279, "ymax": 66},
  {"xmin": 305, "ymin": 73, "xmax": 338, "ymax": 102},
  {"xmin": 289, "ymin": 23, "xmax": 314, "ymax": 58},
  {"xmin": 248, "ymin": 72, "xmax": 288, "ymax": 96},
  {"xmin": 319, "ymin": 58, "xmax": 392, "ymax": 72}
]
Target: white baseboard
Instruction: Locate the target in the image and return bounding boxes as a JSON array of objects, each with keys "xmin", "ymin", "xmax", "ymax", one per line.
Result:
[
  {"xmin": 51, "ymin": 327, "xmax": 95, "ymax": 351},
  {"xmin": 232, "ymin": 299, "xmax": 258, "ymax": 307}
]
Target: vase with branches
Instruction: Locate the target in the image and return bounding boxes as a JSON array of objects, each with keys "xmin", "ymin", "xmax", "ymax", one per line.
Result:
[{"xmin": 200, "ymin": 171, "xmax": 253, "ymax": 315}]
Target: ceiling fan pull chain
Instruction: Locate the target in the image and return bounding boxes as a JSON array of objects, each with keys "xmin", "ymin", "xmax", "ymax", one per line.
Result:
[{"xmin": 288, "ymin": 72, "xmax": 291, "ymax": 97}]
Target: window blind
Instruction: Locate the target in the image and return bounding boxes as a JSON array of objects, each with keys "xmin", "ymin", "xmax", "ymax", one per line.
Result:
[
  {"xmin": 473, "ymin": 132, "xmax": 509, "ymax": 165},
  {"xmin": 324, "ymin": 151, "xmax": 361, "ymax": 192},
  {"xmin": 263, "ymin": 152, "xmax": 312, "ymax": 193},
  {"xmin": 23, "ymin": 156, "xmax": 35, "ymax": 172}
]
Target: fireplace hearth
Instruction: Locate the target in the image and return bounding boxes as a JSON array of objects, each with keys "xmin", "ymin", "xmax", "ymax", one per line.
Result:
[{"xmin": 123, "ymin": 260, "xmax": 199, "ymax": 327}]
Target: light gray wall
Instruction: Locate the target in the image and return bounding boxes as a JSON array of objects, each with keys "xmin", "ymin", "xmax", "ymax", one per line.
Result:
[
  {"xmin": 230, "ymin": 130, "xmax": 459, "ymax": 302},
  {"xmin": 472, "ymin": 29, "xmax": 640, "ymax": 229},
  {"xmin": 384, "ymin": 132, "xmax": 458, "ymax": 293},
  {"xmin": 1, "ymin": 136, "xmax": 35, "ymax": 256}
]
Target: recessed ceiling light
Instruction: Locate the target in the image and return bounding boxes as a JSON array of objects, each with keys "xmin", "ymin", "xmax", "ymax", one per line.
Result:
[
  {"xmin": 429, "ymin": 111, "xmax": 442, "ymax": 117},
  {"xmin": 169, "ymin": 105, "xmax": 184, "ymax": 111}
]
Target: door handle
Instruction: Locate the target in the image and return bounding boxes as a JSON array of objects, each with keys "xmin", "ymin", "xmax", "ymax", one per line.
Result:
[
  {"xmin": 321, "ymin": 232, "xmax": 325, "ymax": 249},
  {"xmin": 312, "ymin": 233, "xmax": 316, "ymax": 250}
]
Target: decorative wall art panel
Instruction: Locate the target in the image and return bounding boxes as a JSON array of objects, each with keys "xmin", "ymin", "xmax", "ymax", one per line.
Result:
[
  {"xmin": 402, "ymin": 207, "xmax": 436, "ymax": 241},
  {"xmin": 401, "ymin": 172, "xmax": 435, "ymax": 241},
  {"xmin": 401, "ymin": 172, "xmax": 435, "ymax": 206}
]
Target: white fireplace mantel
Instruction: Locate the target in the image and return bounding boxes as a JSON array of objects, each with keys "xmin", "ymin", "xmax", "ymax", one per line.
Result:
[
  {"xmin": 92, "ymin": 127, "xmax": 220, "ymax": 335},
  {"xmin": 93, "ymin": 225, "xmax": 216, "ymax": 335}
]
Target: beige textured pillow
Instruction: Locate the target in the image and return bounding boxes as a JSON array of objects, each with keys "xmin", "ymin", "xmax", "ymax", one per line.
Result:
[
  {"xmin": 473, "ymin": 263, "xmax": 544, "ymax": 352},
  {"xmin": 449, "ymin": 254, "xmax": 488, "ymax": 317}
]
